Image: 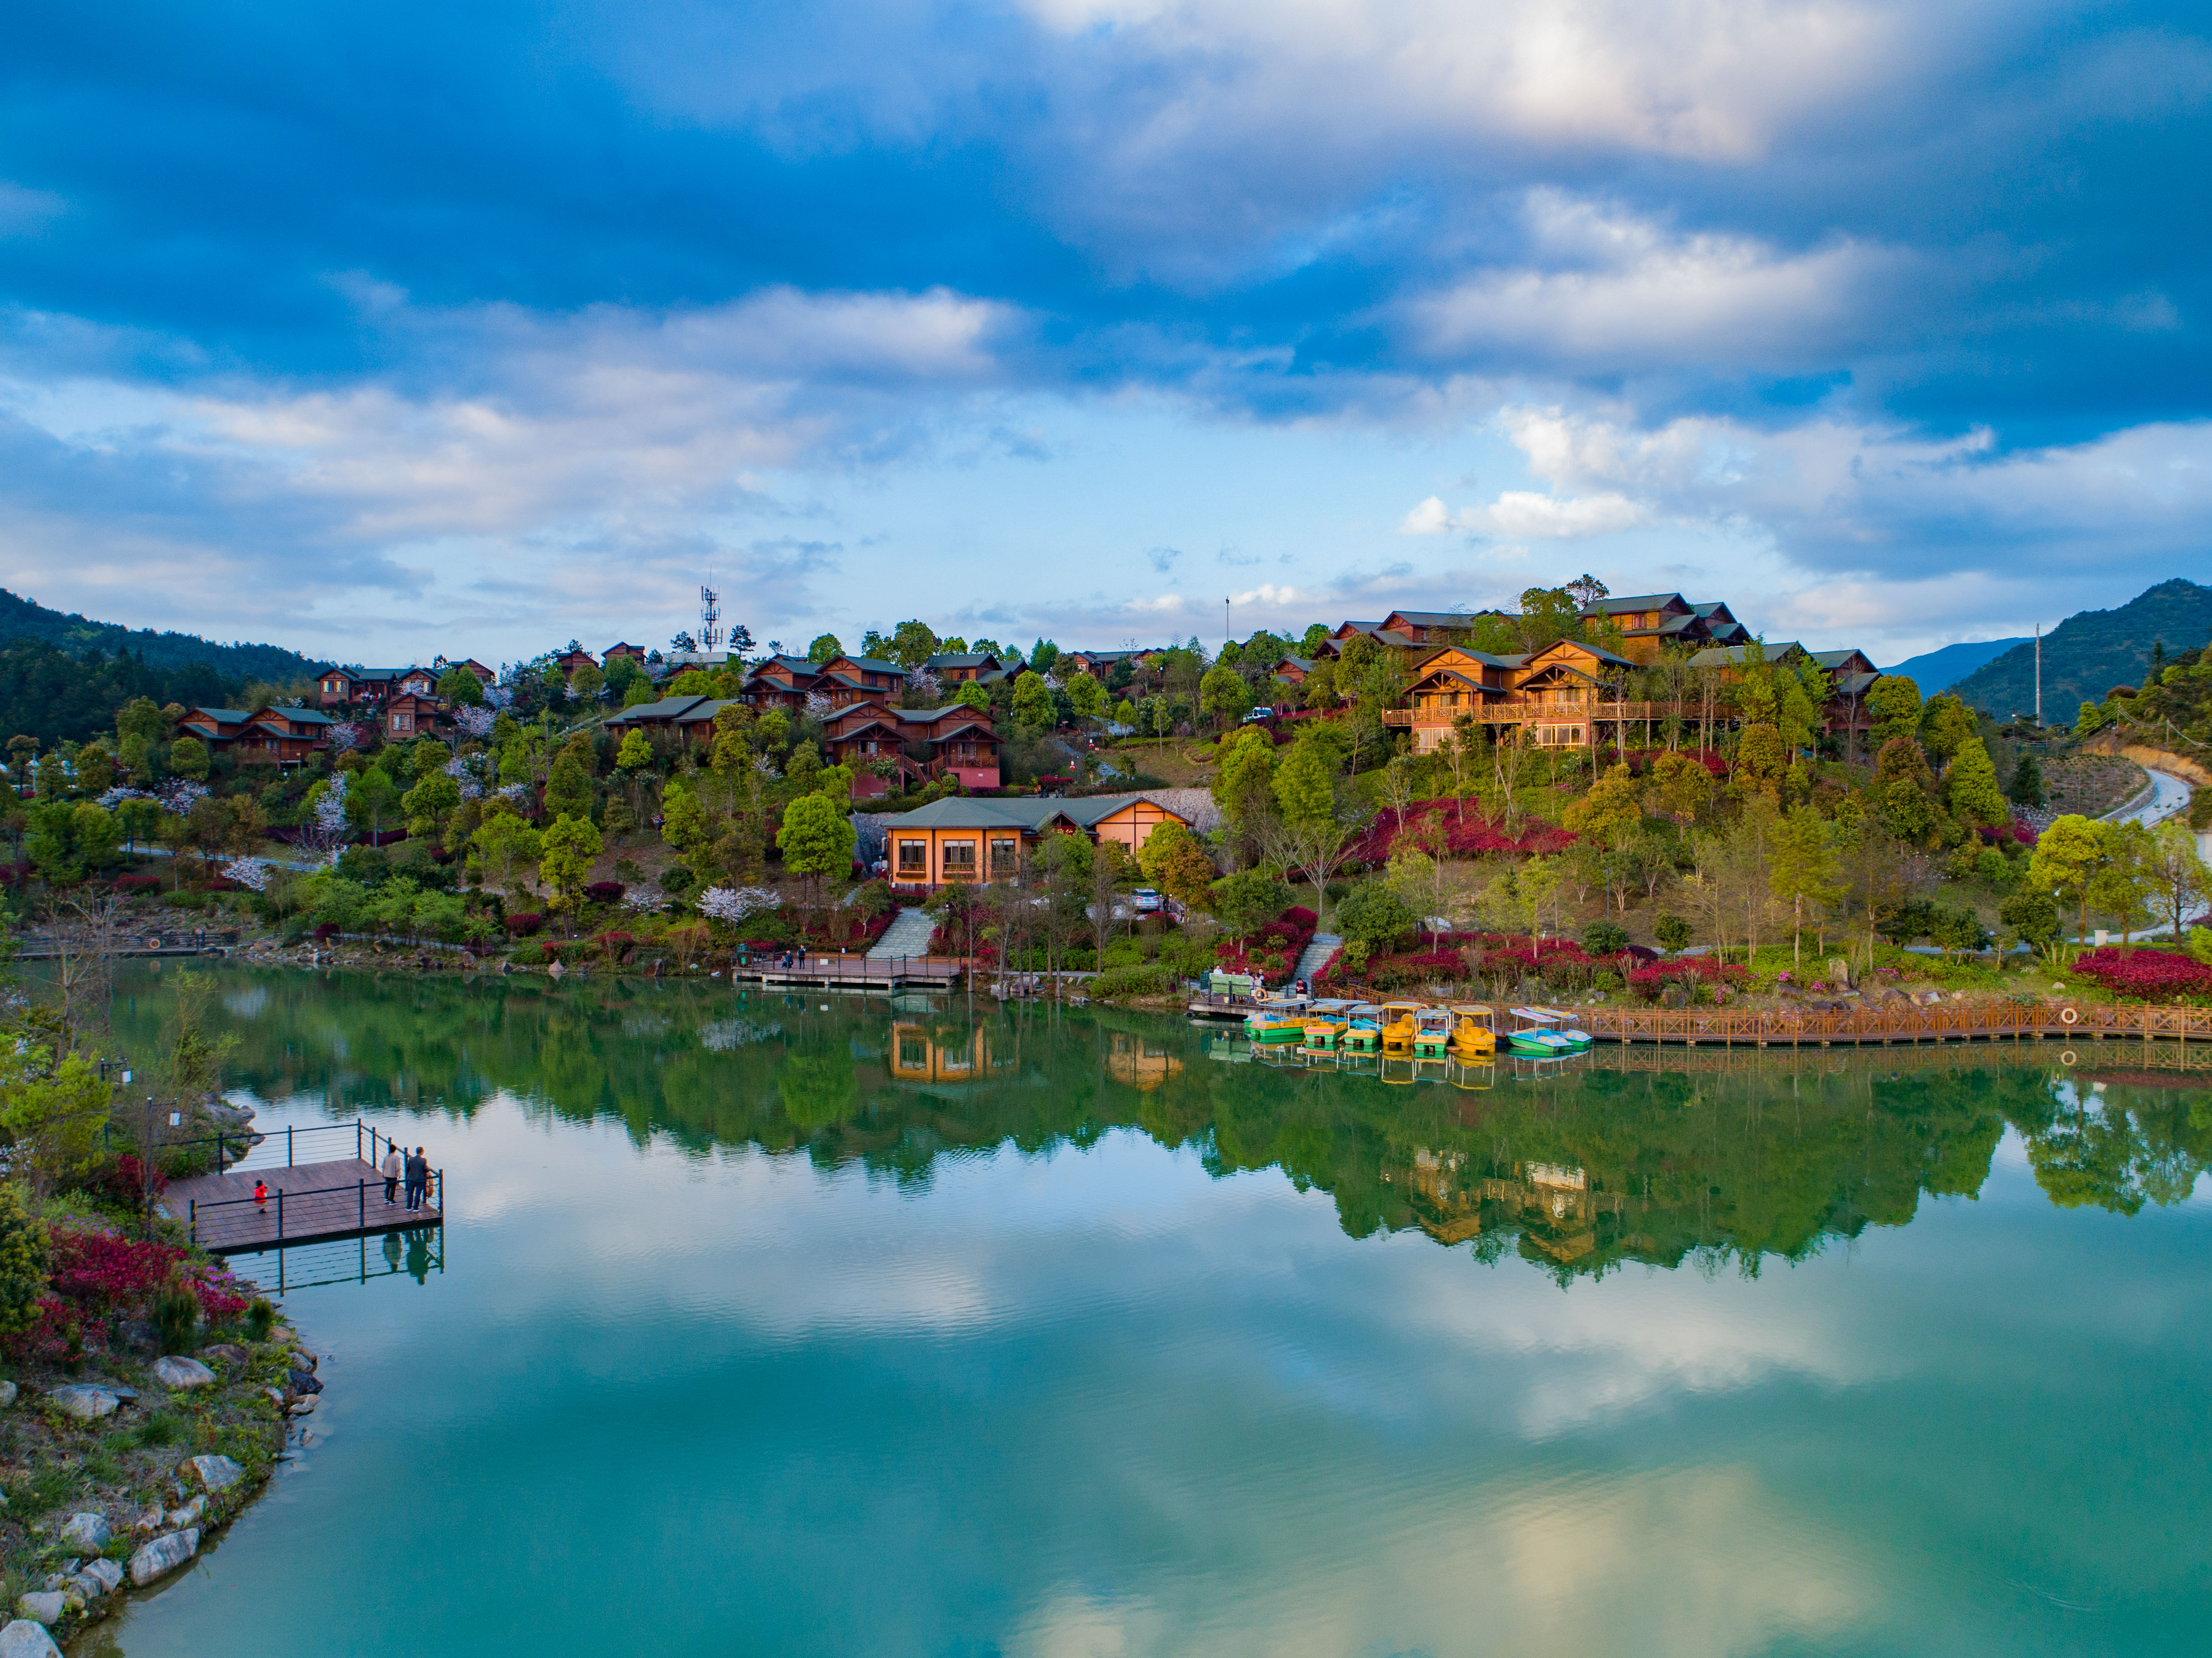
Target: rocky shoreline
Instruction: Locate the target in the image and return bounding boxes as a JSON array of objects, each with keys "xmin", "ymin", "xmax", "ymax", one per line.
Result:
[{"xmin": 0, "ymin": 1314, "xmax": 312, "ymax": 1654}]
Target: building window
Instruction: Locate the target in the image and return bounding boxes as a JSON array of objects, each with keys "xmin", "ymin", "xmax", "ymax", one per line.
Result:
[
  {"xmin": 897, "ymin": 841, "xmax": 927, "ymax": 875},
  {"xmin": 989, "ymin": 838, "xmax": 1018, "ymax": 876},
  {"xmin": 941, "ymin": 840, "xmax": 977, "ymax": 876}
]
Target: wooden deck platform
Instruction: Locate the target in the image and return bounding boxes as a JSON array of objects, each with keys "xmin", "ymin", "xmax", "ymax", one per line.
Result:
[{"xmin": 164, "ymin": 1158, "xmax": 443, "ymax": 1252}]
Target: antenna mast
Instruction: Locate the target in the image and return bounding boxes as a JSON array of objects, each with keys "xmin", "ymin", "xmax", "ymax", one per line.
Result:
[
  {"xmin": 700, "ymin": 584, "xmax": 722, "ymax": 653},
  {"xmin": 2034, "ymin": 623, "xmax": 2041, "ymax": 725}
]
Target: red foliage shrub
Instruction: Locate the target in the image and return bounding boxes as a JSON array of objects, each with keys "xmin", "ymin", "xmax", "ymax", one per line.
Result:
[
  {"xmin": 506, "ymin": 912, "xmax": 544, "ymax": 936},
  {"xmin": 1347, "ymin": 798, "xmax": 1577, "ymax": 870},
  {"xmin": 112, "ymin": 875, "xmax": 163, "ymax": 894},
  {"xmin": 1628, "ymin": 957, "xmax": 1750, "ymax": 1000},
  {"xmin": 48, "ymin": 1231, "xmax": 186, "ymax": 1316},
  {"xmin": 590, "ymin": 930, "xmax": 637, "ymax": 958},
  {"xmin": 2070, "ymin": 947, "xmax": 2212, "ymax": 1002},
  {"xmin": 586, "ymin": 880, "xmax": 626, "ymax": 903},
  {"xmin": 312, "ymin": 921, "xmax": 340, "ymax": 941}
]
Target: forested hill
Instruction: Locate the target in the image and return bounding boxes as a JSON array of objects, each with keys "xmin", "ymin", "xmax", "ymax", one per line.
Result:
[
  {"xmin": 1948, "ymin": 579, "xmax": 2212, "ymax": 718},
  {"xmin": 0, "ymin": 589, "xmax": 328, "ymax": 685},
  {"xmin": 0, "ymin": 589, "xmax": 332, "ymax": 748}
]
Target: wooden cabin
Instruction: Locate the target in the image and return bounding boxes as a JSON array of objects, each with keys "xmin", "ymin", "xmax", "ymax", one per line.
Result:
[
  {"xmin": 882, "ymin": 793, "xmax": 1194, "ymax": 890},
  {"xmin": 318, "ymin": 667, "xmax": 404, "ymax": 709},
  {"xmin": 382, "ymin": 691, "xmax": 442, "ymax": 741},
  {"xmin": 1391, "ymin": 640, "xmax": 1644, "ymax": 752},
  {"xmin": 824, "ymin": 701, "xmax": 1001, "ymax": 794}
]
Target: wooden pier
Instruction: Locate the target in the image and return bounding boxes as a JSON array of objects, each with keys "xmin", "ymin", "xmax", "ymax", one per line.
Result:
[
  {"xmin": 740, "ymin": 954, "xmax": 964, "ymax": 991},
  {"xmin": 157, "ymin": 1121, "xmax": 444, "ymax": 1253}
]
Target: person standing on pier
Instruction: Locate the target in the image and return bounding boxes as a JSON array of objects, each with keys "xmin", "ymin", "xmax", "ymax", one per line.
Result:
[
  {"xmin": 382, "ymin": 1144, "xmax": 403, "ymax": 1204},
  {"xmin": 404, "ymin": 1147, "xmax": 428, "ymax": 1210}
]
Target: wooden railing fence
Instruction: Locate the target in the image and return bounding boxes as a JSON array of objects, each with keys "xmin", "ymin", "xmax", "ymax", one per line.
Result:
[{"xmin": 1577, "ymin": 999, "xmax": 2212, "ymax": 1048}]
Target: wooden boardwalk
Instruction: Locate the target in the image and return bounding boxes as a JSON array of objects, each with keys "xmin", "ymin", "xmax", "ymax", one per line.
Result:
[
  {"xmin": 1577, "ymin": 998, "xmax": 2212, "ymax": 1048},
  {"xmin": 164, "ymin": 1158, "xmax": 443, "ymax": 1252}
]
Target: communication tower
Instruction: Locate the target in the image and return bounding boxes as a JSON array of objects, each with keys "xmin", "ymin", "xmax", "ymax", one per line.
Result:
[{"xmin": 700, "ymin": 584, "xmax": 722, "ymax": 653}]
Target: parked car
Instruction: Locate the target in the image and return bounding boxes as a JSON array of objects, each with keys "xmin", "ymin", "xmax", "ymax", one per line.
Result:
[
  {"xmin": 1132, "ymin": 888, "xmax": 1162, "ymax": 913},
  {"xmin": 1239, "ymin": 707, "xmax": 1275, "ymax": 725}
]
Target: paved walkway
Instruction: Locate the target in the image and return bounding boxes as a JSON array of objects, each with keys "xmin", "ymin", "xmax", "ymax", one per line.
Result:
[
  {"xmin": 868, "ymin": 907, "xmax": 939, "ymax": 960},
  {"xmin": 2107, "ymin": 767, "xmax": 2195, "ymax": 828}
]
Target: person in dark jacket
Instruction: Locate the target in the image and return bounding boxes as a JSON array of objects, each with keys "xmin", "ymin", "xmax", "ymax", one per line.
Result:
[{"xmin": 404, "ymin": 1148, "xmax": 429, "ymax": 1210}]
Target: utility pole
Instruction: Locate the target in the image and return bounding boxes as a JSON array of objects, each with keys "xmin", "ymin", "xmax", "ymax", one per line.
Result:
[
  {"xmin": 2034, "ymin": 624, "xmax": 2042, "ymax": 726},
  {"xmin": 1224, "ymin": 597, "xmax": 1231, "ymax": 650}
]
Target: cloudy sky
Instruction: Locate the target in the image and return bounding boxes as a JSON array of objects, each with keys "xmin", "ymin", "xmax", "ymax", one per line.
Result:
[{"xmin": 4, "ymin": 0, "xmax": 2207, "ymax": 668}]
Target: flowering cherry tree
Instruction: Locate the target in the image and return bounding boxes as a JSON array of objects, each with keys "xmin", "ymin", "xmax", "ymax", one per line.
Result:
[
  {"xmin": 454, "ymin": 705, "xmax": 497, "ymax": 739},
  {"xmin": 219, "ymin": 856, "xmax": 271, "ymax": 892},
  {"xmin": 327, "ymin": 722, "xmax": 363, "ymax": 753},
  {"xmin": 803, "ymin": 689, "xmax": 834, "ymax": 724},
  {"xmin": 696, "ymin": 885, "xmax": 780, "ymax": 924},
  {"xmin": 159, "ymin": 779, "xmax": 210, "ymax": 814}
]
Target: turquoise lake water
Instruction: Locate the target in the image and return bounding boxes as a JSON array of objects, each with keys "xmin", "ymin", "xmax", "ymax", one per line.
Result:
[{"xmin": 80, "ymin": 965, "xmax": 2212, "ymax": 1657}]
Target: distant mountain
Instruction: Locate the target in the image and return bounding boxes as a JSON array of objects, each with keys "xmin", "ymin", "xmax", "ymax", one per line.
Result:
[
  {"xmin": 0, "ymin": 588, "xmax": 329, "ymax": 686},
  {"xmin": 1883, "ymin": 637, "xmax": 2029, "ymax": 695},
  {"xmin": 1948, "ymin": 579, "xmax": 2212, "ymax": 719}
]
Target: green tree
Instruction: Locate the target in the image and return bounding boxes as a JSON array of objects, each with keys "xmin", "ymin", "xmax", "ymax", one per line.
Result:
[
  {"xmin": 888, "ymin": 620, "xmax": 941, "ymax": 669},
  {"xmin": 1010, "ymin": 671, "xmax": 1056, "ymax": 732},
  {"xmin": 1065, "ymin": 671, "xmax": 1108, "ymax": 721},
  {"xmin": 662, "ymin": 780, "xmax": 711, "ymax": 856},
  {"xmin": 1919, "ymin": 693, "xmax": 1977, "ymax": 762},
  {"xmin": 348, "ymin": 765, "xmax": 401, "ymax": 841},
  {"xmin": 776, "ymin": 793, "xmax": 858, "ymax": 891},
  {"xmin": 2086, "ymin": 820, "xmax": 2156, "ymax": 942},
  {"xmin": 1137, "ymin": 819, "xmax": 1217, "ymax": 907},
  {"xmin": 2144, "ymin": 819, "xmax": 2210, "ymax": 938},
  {"xmin": 0, "ymin": 1038, "xmax": 111, "ymax": 1196},
  {"xmin": 1943, "ymin": 736, "xmax": 2009, "ymax": 828},
  {"xmin": 1998, "ymin": 890, "xmax": 2062, "ymax": 952},
  {"xmin": 1208, "ymin": 868, "xmax": 1290, "ymax": 937},
  {"xmin": 806, "ymin": 634, "xmax": 845, "ymax": 665},
  {"xmin": 956, "ymin": 681, "xmax": 992, "ymax": 711},
  {"xmin": 1336, "ymin": 880, "xmax": 1415, "ymax": 954},
  {"xmin": 1113, "ymin": 698, "xmax": 1136, "ymax": 727},
  {"xmin": 438, "ymin": 666, "xmax": 486, "ymax": 706},
  {"xmin": 26, "ymin": 802, "xmax": 86, "ymax": 883},
  {"xmin": 1654, "ymin": 913, "xmax": 1695, "ymax": 953},
  {"xmin": 1864, "ymin": 675, "xmax": 1923, "ymax": 748},
  {"xmin": 1212, "ymin": 727, "xmax": 1279, "ymax": 829},
  {"xmin": 616, "ymin": 729, "xmax": 654, "ymax": 772},
  {"xmin": 402, "ymin": 770, "xmax": 463, "ymax": 842},
  {"xmin": 1768, "ymin": 806, "xmax": 1843, "ymax": 968},
  {"xmin": 0, "ymin": 1186, "xmax": 46, "ymax": 1335},
  {"xmin": 2028, "ymin": 814, "xmax": 2110, "ymax": 942},
  {"xmin": 72, "ymin": 802, "xmax": 122, "ymax": 871},
  {"xmin": 544, "ymin": 747, "xmax": 595, "ymax": 822},
  {"xmin": 471, "ymin": 809, "xmax": 543, "ymax": 892},
  {"xmin": 1874, "ymin": 736, "xmax": 1941, "ymax": 844},
  {"xmin": 2007, "ymin": 750, "xmax": 2046, "ymax": 806},
  {"xmin": 1199, "ymin": 663, "xmax": 1252, "ymax": 727},
  {"xmin": 170, "ymin": 734, "xmax": 210, "ymax": 780},
  {"xmin": 538, "ymin": 814, "xmax": 604, "ymax": 915}
]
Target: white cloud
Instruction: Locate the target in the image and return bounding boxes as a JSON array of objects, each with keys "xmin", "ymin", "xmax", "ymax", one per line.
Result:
[
  {"xmin": 1405, "ymin": 190, "xmax": 1910, "ymax": 371},
  {"xmin": 1019, "ymin": 0, "xmax": 1907, "ymax": 163},
  {"xmin": 1398, "ymin": 486, "xmax": 1648, "ymax": 540}
]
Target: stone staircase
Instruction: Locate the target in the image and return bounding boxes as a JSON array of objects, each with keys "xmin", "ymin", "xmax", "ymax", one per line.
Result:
[
  {"xmin": 868, "ymin": 906, "xmax": 939, "ymax": 960},
  {"xmin": 1293, "ymin": 932, "xmax": 1343, "ymax": 985}
]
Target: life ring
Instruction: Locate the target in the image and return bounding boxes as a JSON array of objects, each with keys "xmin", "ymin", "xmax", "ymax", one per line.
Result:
[
  {"xmin": 2059, "ymin": 1006, "xmax": 2078, "ymax": 1024},
  {"xmin": 2060, "ymin": 1049, "xmax": 2078, "ymax": 1066}
]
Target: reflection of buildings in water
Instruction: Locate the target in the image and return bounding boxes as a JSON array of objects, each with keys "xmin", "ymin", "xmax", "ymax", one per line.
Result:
[
  {"xmin": 1382, "ymin": 1150, "xmax": 1626, "ymax": 1259},
  {"xmin": 1108, "ymin": 1032, "xmax": 1184, "ymax": 1092},
  {"xmin": 888, "ymin": 1022, "xmax": 1017, "ymax": 1085}
]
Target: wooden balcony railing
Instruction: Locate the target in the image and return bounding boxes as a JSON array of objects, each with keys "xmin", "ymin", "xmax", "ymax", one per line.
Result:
[{"xmin": 1392, "ymin": 700, "xmax": 1666, "ymax": 724}]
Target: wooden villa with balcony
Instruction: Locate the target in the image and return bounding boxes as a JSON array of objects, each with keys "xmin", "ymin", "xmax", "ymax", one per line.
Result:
[
  {"xmin": 924, "ymin": 652, "xmax": 1013, "ymax": 686},
  {"xmin": 1389, "ymin": 640, "xmax": 1650, "ymax": 752},
  {"xmin": 179, "ymin": 704, "xmax": 340, "ymax": 766},
  {"xmin": 742, "ymin": 655, "xmax": 824, "ymax": 711},
  {"xmin": 824, "ymin": 701, "xmax": 1002, "ymax": 795},
  {"xmin": 884, "ymin": 793, "xmax": 1194, "ymax": 890}
]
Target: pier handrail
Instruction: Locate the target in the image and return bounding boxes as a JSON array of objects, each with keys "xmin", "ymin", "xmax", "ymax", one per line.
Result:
[
  {"xmin": 119, "ymin": 1116, "xmax": 418, "ymax": 1175},
  {"xmin": 188, "ymin": 1166, "xmax": 444, "ymax": 1248}
]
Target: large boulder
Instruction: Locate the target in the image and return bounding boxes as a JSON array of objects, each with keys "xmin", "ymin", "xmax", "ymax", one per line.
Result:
[
  {"xmin": 57, "ymin": 1512, "xmax": 109, "ymax": 1551},
  {"xmin": 72, "ymin": 1560, "xmax": 123, "ymax": 1598},
  {"xmin": 154, "ymin": 1356, "xmax": 216, "ymax": 1390},
  {"xmin": 0, "ymin": 1621, "xmax": 60, "ymax": 1657},
  {"xmin": 127, "ymin": 1529, "xmax": 200, "ymax": 1587},
  {"xmin": 45, "ymin": 1386, "xmax": 117, "ymax": 1422},
  {"xmin": 287, "ymin": 1368, "xmax": 323, "ymax": 1396},
  {"xmin": 186, "ymin": 1453, "xmax": 243, "ymax": 1492},
  {"xmin": 0, "ymin": 1382, "xmax": 15, "ymax": 1408},
  {"xmin": 10, "ymin": 1596, "xmax": 61, "ymax": 1628}
]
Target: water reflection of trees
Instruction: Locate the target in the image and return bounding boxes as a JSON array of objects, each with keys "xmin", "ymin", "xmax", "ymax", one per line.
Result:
[{"xmin": 112, "ymin": 968, "xmax": 2212, "ymax": 1279}]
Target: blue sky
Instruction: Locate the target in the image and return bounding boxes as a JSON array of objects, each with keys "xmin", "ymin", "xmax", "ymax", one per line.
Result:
[{"xmin": 3, "ymin": 0, "xmax": 2208, "ymax": 668}]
